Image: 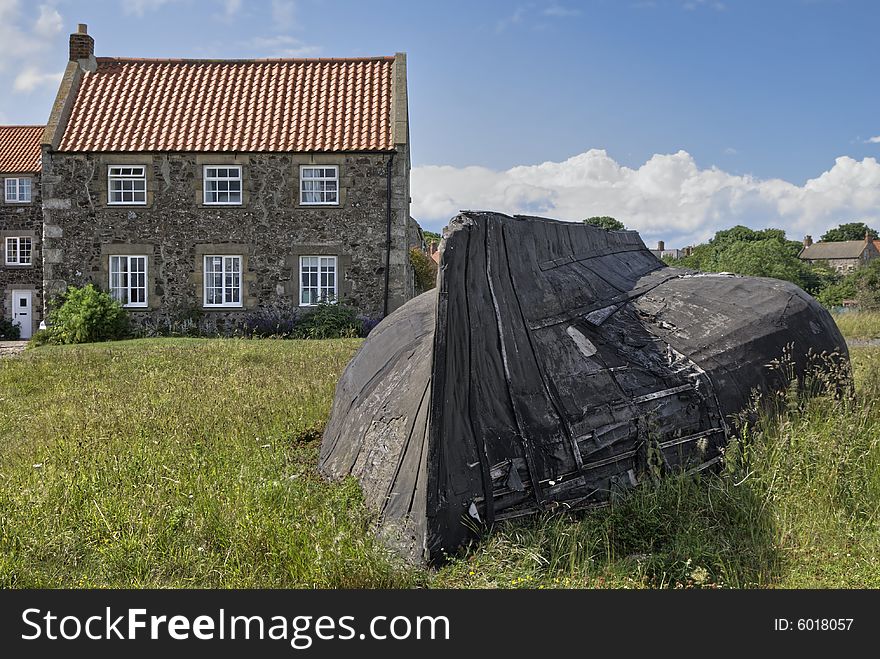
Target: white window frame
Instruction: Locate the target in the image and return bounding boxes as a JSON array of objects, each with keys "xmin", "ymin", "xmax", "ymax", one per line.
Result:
[
  {"xmin": 109, "ymin": 255, "xmax": 148, "ymax": 308},
  {"xmin": 107, "ymin": 166, "xmax": 147, "ymax": 206},
  {"xmin": 4, "ymin": 177, "xmax": 32, "ymax": 203},
  {"xmin": 5, "ymin": 237, "xmax": 32, "ymax": 266},
  {"xmin": 299, "ymin": 165, "xmax": 339, "ymax": 206},
  {"xmin": 203, "ymin": 255, "xmax": 243, "ymax": 308},
  {"xmin": 299, "ymin": 255, "xmax": 338, "ymax": 306},
  {"xmin": 203, "ymin": 166, "xmax": 243, "ymax": 206}
]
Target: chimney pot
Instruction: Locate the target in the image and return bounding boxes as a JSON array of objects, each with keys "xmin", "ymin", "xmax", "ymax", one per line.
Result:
[
  {"xmin": 77, "ymin": 23, "xmax": 88, "ymax": 34},
  {"xmin": 803, "ymin": 235, "xmax": 813, "ymax": 247},
  {"xmin": 657, "ymin": 240, "xmax": 665, "ymax": 251}
]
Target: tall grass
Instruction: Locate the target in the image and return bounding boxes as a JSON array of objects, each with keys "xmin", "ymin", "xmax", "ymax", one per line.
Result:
[
  {"xmin": 433, "ymin": 348, "xmax": 880, "ymax": 588},
  {"xmin": 1, "ymin": 339, "xmax": 878, "ymax": 588},
  {"xmin": 833, "ymin": 311, "xmax": 880, "ymax": 339},
  {"xmin": 0, "ymin": 339, "xmax": 415, "ymax": 588}
]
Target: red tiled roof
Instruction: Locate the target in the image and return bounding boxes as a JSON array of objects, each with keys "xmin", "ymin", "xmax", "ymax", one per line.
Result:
[
  {"xmin": 0, "ymin": 125, "xmax": 43, "ymax": 172},
  {"xmin": 59, "ymin": 57, "xmax": 395, "ymax": 153}
]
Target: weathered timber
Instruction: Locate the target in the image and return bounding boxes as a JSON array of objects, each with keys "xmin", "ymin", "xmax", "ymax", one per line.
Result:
[{"xmin": 320, "ymin": 211, "xmax": 848, "ymax": 565}]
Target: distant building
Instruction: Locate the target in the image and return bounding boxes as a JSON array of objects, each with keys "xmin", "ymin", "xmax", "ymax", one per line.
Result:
[
  {"xmin": 428, "ymin": 241, "xmax": 440, "ymax": 265},
  {"xmin": 798, "ymin": 234, "xmax": 879, "ymax": 273},
  {"xmin": 649, "ymin": 240, "xmax": 685, "ymax": 260},
  {"xmin": 1, "ymin": 125, "xmax": 43, "ymax": 339}
]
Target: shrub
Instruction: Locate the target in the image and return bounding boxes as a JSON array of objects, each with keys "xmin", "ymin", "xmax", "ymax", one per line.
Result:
[
  {"xmin": 132, "ymin": 304, "xmax": 205, "ymax": 338},
  {"xmin": 45, "ymin": 284, "xmax": 130, "ymax": 345},
  {"xmin": 292, "ymin": 303, "xmax": 362, "ymax": 339},
  {"xmin": 357, "ymin": 315, "xmax": 383, "ymax": 337},
  {"xmin": 0, "ymin": 319, "xmax": 21, "ymax": 340},
  {"xmin": 27, "ymin": 328, "xmax": 60, "ymax": 348},
  {"xmin": 242, "ymin": 307, "xmax": 305, "ymax": 338},
  {"xmin": 410, "ymin": 247, "xmax": 438, "ymax": 293}
]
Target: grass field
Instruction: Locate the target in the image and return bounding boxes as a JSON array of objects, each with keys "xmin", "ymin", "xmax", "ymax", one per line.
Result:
[
  {"xmin": 833, "ymin": 311, "xmax": 880, "ymax": 340},
  {"xmin": 1, "ymin": 338, "xmax": 878, "ymax": 588}
]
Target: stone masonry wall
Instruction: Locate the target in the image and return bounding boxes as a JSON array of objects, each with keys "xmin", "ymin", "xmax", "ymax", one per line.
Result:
[
  {"xmin": 41, "ymin": 149, "xmax": 411, "ymax": 330},
  {"xmin": 1, "ymin": 172, "xmax": 43, "ymax": 334}
]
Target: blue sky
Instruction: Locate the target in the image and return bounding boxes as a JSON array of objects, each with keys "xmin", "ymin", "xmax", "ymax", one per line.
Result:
[{"xmin": 2, "ymin": 0, "xmax": 879, "ymax": 244}]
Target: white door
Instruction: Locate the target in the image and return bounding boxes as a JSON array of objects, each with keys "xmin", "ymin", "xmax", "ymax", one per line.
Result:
[{"xmin": 12, "ymin": 290, "xmax": 32, "ymax": 340}]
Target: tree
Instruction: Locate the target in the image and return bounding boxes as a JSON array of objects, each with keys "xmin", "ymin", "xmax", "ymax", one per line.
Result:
[
  {"xmin": 851, "ymin": 259, "xmax": 880, "ymax": 310},
  {"xmin": 423, "ymin": 230, "xmax": 441, "ymax": 246},
  {"xmin": 410, "ymin": 247, "xmax": 437, "ymax": 293},
  {"xmin": 583, "ymin": 216, "xmax": 625, "ymax": 231},
  {"xmin": 820, "ymin": 222, "xmax": 878, "ymax": 242},
  {"xmin": 668, "ymin": 225, "xmax": 826, "ymax": 294}
]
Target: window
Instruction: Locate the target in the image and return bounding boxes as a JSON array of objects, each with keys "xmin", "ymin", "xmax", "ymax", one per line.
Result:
[
  {"xmin": 109, "ymin": 255, "xmax": 148, "ymax": 308},
  {"xmin": 204, "ymin": 255, "xmax": 242, "ymax": 307},
  {"xmin": 108, "ymin": 166, "xmax": 146, "ymax": 205},
  {"xmin": 204, "ymin": 166, "xmax": 242, "ymax": 205},
  {"xmin": 300, "ymin": 166, "xmax": 339, "ymax": 205},
  {"xmin": 5, "ymin": 237, "xmax": 32, "ymax": 265},
  {"xmin": 300, "ymin": 256, "xmax": 337, "ymax": 306},
  {"xmin": 4, "ymin": 177, "xmax": 32, "ymax": 203}
]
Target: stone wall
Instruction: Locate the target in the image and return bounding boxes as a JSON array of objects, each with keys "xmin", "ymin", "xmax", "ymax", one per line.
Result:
[
  {"xmin": 41, "ymin": 149, "xmax": 412, "ymax": 329},
  {"xmin": 0, "ymin": 172, "xmax": 43, "ymax": 334}
]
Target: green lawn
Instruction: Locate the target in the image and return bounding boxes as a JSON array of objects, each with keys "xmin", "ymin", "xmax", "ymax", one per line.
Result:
[{"xmin": 1, "ymin": 338, "xmax": 878, "ymax": 588}]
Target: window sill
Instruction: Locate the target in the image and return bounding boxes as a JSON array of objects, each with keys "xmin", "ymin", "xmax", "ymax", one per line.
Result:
[
  {"xmin": 202, "ymin": 305, "xmax": 245, "ymax": 311},
  {"xmin": 3, "ymin": 201, "xmax": 33, "ymax": 205},
  {"xmin": 4, "ymin": 263, "xmax": 33, "ymax": 268},
  {"xmin": 123, "ymin": 306, "xmax": 150, "ymax": 311}
]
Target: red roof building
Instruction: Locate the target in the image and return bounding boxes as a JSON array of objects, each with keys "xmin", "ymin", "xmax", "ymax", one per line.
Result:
[
  {"xmin": 0, "ymin": 126, "xmax": 43, "ymax": 173},
  {"xmin": 36, "ymin": 23, "xmax": 415, "ymax": 325}
]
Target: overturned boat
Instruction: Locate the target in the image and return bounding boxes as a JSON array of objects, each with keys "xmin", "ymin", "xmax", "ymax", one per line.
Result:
[{"xmin": 320, "ymin": 211, "xmax": 848, "ymax": 565}]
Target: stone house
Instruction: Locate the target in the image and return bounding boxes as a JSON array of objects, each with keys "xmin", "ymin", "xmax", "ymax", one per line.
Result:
[
  {"xmin": 39, "ymin": 24, "xmax": 414, "ymax": 332},
  {"xmin": 0, "ymin": 125, "xmax": 43, "ymax": 339},
  {"xmin": 649, "ymin": 240, "xmax": 684, "ymax": 261},
  {"xmin": 798, "ymin": 234, "xmax": 879, "ymax": 274}
]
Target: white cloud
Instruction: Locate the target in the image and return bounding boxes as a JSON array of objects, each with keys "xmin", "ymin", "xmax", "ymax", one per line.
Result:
[
  {"xmin": 867, "ymin": 136, "xmax": 880, "ymax": 144},
  {"xmin": 412, "ymin": 149, "xmax": 880, "ymax": 247},
  {"xmin": 723, "ymin": 146, "xmax": 738, "ymax": 155},
  {"xmin": 497, "ymin": 3, "xmax": 583, "ymax": 32},
  {"xmin": 0, "ymin": 1, "xmax": 45, "ymax": 68},
  {"xmin": 124, "ymin": 0, "xmax": 177, "ymax": 17},
  {"xmin": 218, "ymin": 0, "xmax": 242, "ymax": 21},
  {"xmin": 496, "ymin": 6, "xmax": 528, "ymax": 32},
  {"xmin": 271, "ymin": 0, "xmax": 297, "ymax": 30},
  {"xmin": 13, "ymin": 66, "xmax": 63, "ymax": 92},
  {"xmin": 34, "ymin": 4, "xmax": 62, "ymax": 38},
  {"xmin": 0, "ymin": 0, "xmax": 64, "ymax": 103},
  {"xmin": 240, "ymin": 35, "xmax": 319, "ymax": 57}
]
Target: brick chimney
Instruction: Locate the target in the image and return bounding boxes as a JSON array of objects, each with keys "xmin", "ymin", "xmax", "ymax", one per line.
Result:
[
  {"xmin": 69, "ymin": 24, "xmax": 94, "ymax": 62},
  {"xmin": 657, "ymin": 240, "xmax": 665, "ymax": 251},
  {"xmin": 803, "ymin": 235, "xmax": 813, "ymax": 247}
]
